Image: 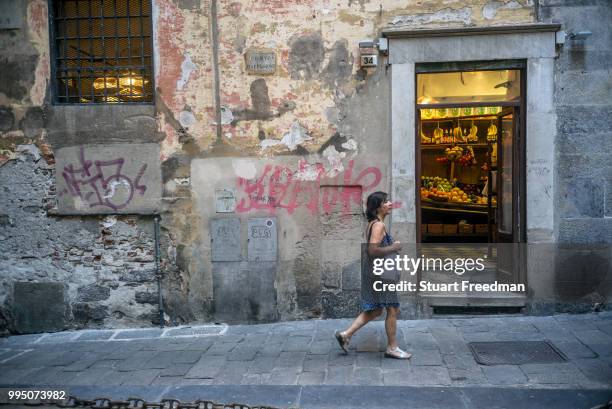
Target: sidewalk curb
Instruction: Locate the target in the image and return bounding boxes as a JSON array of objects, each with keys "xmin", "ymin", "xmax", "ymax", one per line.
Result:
[{"xmin": 2, "ymin": 384, "xmax": 611, "ymax": 409}]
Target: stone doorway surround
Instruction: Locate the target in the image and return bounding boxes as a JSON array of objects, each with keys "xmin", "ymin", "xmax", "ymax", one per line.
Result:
[{"xmin": 384, "ymin": 24, "xmax": 561, "ymax": 245}]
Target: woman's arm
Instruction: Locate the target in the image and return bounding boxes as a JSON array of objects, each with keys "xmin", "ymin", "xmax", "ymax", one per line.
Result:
[{"xmin": 367, "ymin": 222, "xmax": 400, "ymax": 257}]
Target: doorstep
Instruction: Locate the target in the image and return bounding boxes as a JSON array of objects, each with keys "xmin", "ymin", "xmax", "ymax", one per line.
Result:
[{"xmin": 420, "ymin": 292, "xmax": 527, "ymax": 308}]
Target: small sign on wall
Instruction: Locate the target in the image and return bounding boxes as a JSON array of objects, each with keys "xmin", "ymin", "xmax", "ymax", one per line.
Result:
[
  {"xmin": 360, "ymin": 54, "xmax": 378, "ymax": 68},
  {"xmin": 215, "ymin": 188, "xmax": 236, "ymax": 213},
  {"xmin": 245, "ymin": 49, "xmax": 276, "ymax": 75},
  {"xmin": 0, "ymin": 0, "xmax": 23, "ymax": 29}
]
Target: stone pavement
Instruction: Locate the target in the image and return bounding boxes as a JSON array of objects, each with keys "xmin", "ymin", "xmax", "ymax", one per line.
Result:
[{"xmin": 1, "ymin": 313, "xmax": 612, "ymax": 408}]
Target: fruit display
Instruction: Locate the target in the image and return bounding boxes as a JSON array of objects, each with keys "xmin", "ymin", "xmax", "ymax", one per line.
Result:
[
  {"xmin": 444, "ymin": 146, "xmax": 463, "ymax": 161},
  {"xmin": 421, "ymin": 177, "xmax": 453, "ymax": 202},
  {"xmin": 421, "ymin": 130, "xmax": 433, "ymax": 144},
  {"xmin": 433, "ymin": 126, "xmax": 444, "ymax": 143},
  {"xmin": 421, "ymin": 176, "xmax": 454, "ymax": 191},
  {"xmin": 458, "ymin": 183, "xmax": 481, "ymax": 196},
  {"xmin": 467, "ymin": 122, "xmax": 478, "ymax": 142},
  {"xmin": 457, "ymin": 146, "xmax": 477, "ymax": 166},
  {"xmin": 421, "ymin": 188, "xmax": 448, "ymax": 202},
  {"xmin": 487, "ymin": 123, "xmax": 498, "ymax": 142},
  {"xmin": 421, "ymin": 185, "xmax": 473, "ymax": 204},
  {"xmin": 453, "ymin": 126, "xmax": 465, "ymax": 142},
  {"xmin": 448, "ymin": 187, "xmax": 471, "ymax": 203},
  {"xmin": 421, "ymin": 177, "xmax": 491, "ymax": 206}
]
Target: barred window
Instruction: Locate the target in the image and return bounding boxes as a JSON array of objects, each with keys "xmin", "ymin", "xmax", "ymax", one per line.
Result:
[{"xmin": 51, "ymin": 0, "xmax": 154, "ymax": 104}]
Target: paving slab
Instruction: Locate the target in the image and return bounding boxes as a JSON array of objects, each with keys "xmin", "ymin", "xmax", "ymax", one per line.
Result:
[
  {"xmin": 121, "ymin": 369, "xmax": 161, "ymax": 385},
  {"xmin": 448, "ymin": 367, "xmax": 486, "ymax": 384},
  {"xmin": 352, "ymin": 367, "xmax": 383, "ymax": 386},
  {"xmin": 266, "ymin": 367, "xmax": 299, "ymax": 385},
  {"xmin": 481, "ymin": 365, "xmax": 528, "ymax": 385},
  {"xmin": 274, "ymin": 351, "xmax": 306, "ymax": 369},
  {"xmin": 355, "ymin": 351, "xmax": 382, "ymax": 368},
  {"xmin": 248, "ymin": 355, "xmax": 277, "ymax": 374},
  {"xmin": 282, "ymin": 336, "xmax": 313, "ymax": 352},
  {"xmin": 298, "ymin": 371, "xmax": 326, "ymax": 385},
  {"xmin": 410, "ymin": 348, "xmax": 443, "ymax": 366},
  {"xmin": 241, "ymin": 373, "xmax": 268, "ymax": 385},
  {"xmin": 159, "ymin": 364, "xmax": 194, "ymax": 377},
  {"xmin": 409, "ymin": 366, "xmax": 452, "ymax": 386},
  {"xmin": 148, "ymin": 350, "xmax": 203, "ymax": 366},
  {"xmin": 303, "ymin": 354, "xmax": 328, "ymax": 372},
  {"xmin": 65, "ymin": 368, "xmax": 113, "ymax": 385},
  {"xmin": 226, "ymin": 344, "xmax": 259, "ymax": 361},
  {"xmin": 382, "ymin": 369, "xmax": 413, "ymax": 386},
  {"xmin": 308, "ymin": 340, "xmax": 334, "ymax": 355},
  {"xmin": 325, "ymin": 366, "xmax": 353, "ymax": 385},
  {"xmin": 212, "ymin": 361, "xmax": 250, "ymax": 385},
  {"xmin": 184, "ymin": 355, "xmax": 226, "ymax": 379},
  {"xmin": 553, "ymin": 340, "xmax": 598, "ymax": 359}
]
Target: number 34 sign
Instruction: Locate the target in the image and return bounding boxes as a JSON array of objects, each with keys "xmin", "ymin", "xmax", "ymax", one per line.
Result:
[{"xmin": 360, "ymin": 54, "xmax": 378, "ymax": 67}]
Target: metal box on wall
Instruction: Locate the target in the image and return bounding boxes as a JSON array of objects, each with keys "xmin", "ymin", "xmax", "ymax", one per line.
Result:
[
  {"xmin": 211, "ymin": 218, "xmax": 242, "ymax": 261},
  {"xmin": 248, "ymin": 218, "xmax": 277, "ymax": 261}
]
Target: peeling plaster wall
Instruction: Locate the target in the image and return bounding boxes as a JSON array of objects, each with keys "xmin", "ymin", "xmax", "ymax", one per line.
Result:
[
  {"xmin": 211, "ymin": 0, "xmax": 534, "ymax": 157},
  {"xmin": 0, "ymin": 0, "xmax": 540, "ymax": 331},
  {"xmin": 154, "ymin": 0, "xmax": 217, "ymax": 158}
]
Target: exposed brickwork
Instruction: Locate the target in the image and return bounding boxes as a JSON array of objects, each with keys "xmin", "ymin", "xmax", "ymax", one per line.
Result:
[{"xmin": 0, "ymin": 149, "xmax": 164, "ymax": 333}]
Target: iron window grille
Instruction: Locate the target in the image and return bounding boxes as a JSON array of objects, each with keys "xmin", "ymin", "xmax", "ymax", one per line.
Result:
[{"xmin": 50, "ymin": 0, "xmax": 154, "ymax": 104}]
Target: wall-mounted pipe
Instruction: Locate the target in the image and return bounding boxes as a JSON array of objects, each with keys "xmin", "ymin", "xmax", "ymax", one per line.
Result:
[{"xmin": 154, "ymin": 216, "xmax": 164, "ymax": 328}]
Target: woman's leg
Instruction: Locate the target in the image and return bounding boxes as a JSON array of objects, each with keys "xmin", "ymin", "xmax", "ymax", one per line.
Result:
[
  {"xmin": 342, "ymin": 308, "xmax": 383, "ymax": 339},
  {"xmin": 385, "ymin": 306, "xmax": 400, "ymax": 349}
]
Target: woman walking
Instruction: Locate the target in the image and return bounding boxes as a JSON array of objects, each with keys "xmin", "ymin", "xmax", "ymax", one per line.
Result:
[{"xmin": 334, "ymin": 191, "xmax": 412, "ymax": 359}]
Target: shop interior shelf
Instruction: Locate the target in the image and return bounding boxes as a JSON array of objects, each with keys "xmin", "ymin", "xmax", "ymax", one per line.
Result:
[
  {"xmin": 421, "ymin": 143, "xmax": 490, "ymax": 150},
  {"xmin": 421, "ymin": 200, "xmax": 495, "ymax": 215},
  {"xmin": 423, "ymin": 232, "xmax": 488, "ymax": 237},
  {"xmin": 421, "ymin": 114, "xmax": 501, "ymax": 122}
]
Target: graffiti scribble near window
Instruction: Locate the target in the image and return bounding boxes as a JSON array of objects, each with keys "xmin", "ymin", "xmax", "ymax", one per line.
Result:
[{"xmin": 55, "ymin": 144, "xmax": 161, "ymax": 214}]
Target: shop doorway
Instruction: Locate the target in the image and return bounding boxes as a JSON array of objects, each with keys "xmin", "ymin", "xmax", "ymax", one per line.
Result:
[{"xmin": 415, "ymin": 62, "xmax": 526, "ymax": 306}]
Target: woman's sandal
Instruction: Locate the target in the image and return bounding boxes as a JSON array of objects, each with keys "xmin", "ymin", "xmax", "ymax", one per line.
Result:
[
  {"xmin": 384, "ymin": 346, "xmax": 412, "ymax": 360},
  {"xmin": 334, "ymin": 330, "xmax": 349, "ymax": 353}
]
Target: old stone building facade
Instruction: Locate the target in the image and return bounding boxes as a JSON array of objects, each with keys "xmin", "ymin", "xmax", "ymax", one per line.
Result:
[{"xmin": 0, "ymin": 0, "xmax": 610, "ymax": 334}]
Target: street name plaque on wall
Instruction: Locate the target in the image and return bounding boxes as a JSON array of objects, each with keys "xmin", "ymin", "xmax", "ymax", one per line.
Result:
[
  {"xmin": 245, "ymin": 49, "xmax": 276, "ymax": 75},
  {"xmin": 248, "ymin": 218, "xmax": 277, "ymax": 261}
]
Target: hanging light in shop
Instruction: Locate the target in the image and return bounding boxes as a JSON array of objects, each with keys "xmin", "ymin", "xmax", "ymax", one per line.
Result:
[
  {"xmin": 93, "ymin": 76, "xmax": 118, "ymax": 90},
  {"xmin": 92, "ymin": 71, "xmax": 149, "ymax": 101},
  {"xmin": 118, "ymin": 71, "xmax": 149, "ymax": 99}
]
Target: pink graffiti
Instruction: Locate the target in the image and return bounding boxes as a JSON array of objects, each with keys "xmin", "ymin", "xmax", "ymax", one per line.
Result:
[
  {"xmin": 59, "ymin": 147, "xmax": 147, "ymax": 211},
  {"xmin": 236, "ymin": 160, "xmax": 389, "ymax": 215}
]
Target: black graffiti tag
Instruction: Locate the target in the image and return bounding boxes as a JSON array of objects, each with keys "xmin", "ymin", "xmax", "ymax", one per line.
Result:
[{"xmin": 59, "ymin": 147, "xmax": 147, "ymax": 210}]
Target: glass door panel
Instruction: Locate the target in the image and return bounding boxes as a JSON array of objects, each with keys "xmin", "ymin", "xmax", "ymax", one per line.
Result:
[
  {"xmin": 496, "ymin": 108, "xmax": 520, "ymax": 285},
  {"xmin": 499, "ymin": 112, "xmax": 514, "ymax": 236}
]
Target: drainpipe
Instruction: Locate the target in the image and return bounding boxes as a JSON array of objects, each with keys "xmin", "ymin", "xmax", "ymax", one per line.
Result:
[
  {"xmin": 154, "ymin": 216, "xmax": 164, "ymax": 328},
  {"xmin": 210, "ymin": 0, "xmax": 222, "ymax": 143}
]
